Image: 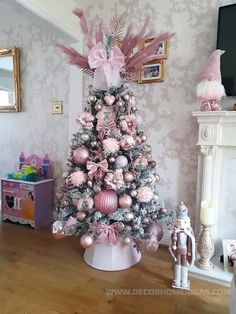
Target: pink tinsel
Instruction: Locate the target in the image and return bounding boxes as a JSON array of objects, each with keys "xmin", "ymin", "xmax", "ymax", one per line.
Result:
[
  {"xmin": 105, "ymin": 169, "xmax": 125, "ymax": 190},
  {"xmin": 102, "ymin": 138, "xmax": 120, "ymax": 154},
  {"xmin": 76, "ymin": 112, "xmax": 95, "ymax": 129},
  {"xmin": 136, "ymin": 186, "xmax": 154, "ymax": 203},
  {"xmin": 66, "ymin": 171, "xmax": 87, "ymax": 187}
]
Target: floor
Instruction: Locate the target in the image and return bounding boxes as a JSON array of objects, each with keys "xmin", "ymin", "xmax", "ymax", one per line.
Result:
[{"xmin": 0, "ymin": 221, "xmax": 229, "ymax": 314}]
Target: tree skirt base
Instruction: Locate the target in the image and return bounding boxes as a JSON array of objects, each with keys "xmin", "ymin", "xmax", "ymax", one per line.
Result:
[{"xmin": 84, "ymin": 242, "xmax": 141, "ymax": 271}]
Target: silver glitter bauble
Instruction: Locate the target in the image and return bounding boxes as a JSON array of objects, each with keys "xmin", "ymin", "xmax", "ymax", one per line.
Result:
[{"xmin": 115, "ymin": 155, "xmax": 128, "ymax": 168}]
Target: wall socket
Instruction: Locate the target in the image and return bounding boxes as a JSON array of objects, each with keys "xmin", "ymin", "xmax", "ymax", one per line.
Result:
[{"xmin": 51, "ymin": 101, "xmax": 63, "ymax": 114}]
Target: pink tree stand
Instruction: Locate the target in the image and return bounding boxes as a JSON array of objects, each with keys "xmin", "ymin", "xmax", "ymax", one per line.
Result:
[{"xmin": 84, "ymin": 242, "xmax": 141, "ymax": 271}]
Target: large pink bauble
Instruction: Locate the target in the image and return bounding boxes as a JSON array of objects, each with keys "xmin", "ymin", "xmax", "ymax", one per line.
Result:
[
  {"xmin": 145, "ymin": 222, "xmax": 163, "ymax": 242},
  {"xmin": 119, "ymin": 194, "xmax": 132, "ymax": 209},
  {"xmin": 73, "ymin": 147, "xmax": 89, "ymax": 165},
  {"xmin": 94, "ymin": 190, "xmax": 118, "ymax": 214}
]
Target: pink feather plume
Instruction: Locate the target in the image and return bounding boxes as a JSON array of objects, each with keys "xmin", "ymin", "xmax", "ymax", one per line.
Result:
[
  {"xmin": 57, "ymin": 44, "xmax": 93, "ymax": 76},
  {"xmin": 126, "ymin": 32, "xmax": 174, "ymax": 70},
  {"xmin": 73, "ymin": 8, "xmax": 94, "ymax": 49}
]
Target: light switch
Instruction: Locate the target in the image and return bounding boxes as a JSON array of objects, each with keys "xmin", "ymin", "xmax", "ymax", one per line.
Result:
[{"xmin": 51, "ymin": 101, "xmax": 63, "ymax": 114}]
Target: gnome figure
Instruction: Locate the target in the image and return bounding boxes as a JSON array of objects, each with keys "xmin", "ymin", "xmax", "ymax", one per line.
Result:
[
  {"xmin": 169, "ymin": 202, "xmax": 195, "ymax": 290},
  {"xmin": 196, "ymin": 49, "xmax": 226, "ymax": 111}
]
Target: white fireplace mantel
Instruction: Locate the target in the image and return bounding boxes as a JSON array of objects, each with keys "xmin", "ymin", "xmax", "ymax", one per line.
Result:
[{"xmin": 190, "ymin": 111, "xmax": 236, "ymax": 286}]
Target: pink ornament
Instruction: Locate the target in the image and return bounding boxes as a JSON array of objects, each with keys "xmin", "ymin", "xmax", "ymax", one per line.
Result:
[
  {"xmin": 120, "ymin": 135, "xmax": 136, "ymax": 151},
  {"xmin": 80, "ymin": 234, "xmax": 93, "ymax": 249},
  {"xmin": 95, "ymin": 104, "xmax": 102, "ymax": 111},
  {"xmin": 104, "ymin": 95, "xmax": 115, "ymax": 106},
  {"xmin": 116, "ymin": 100, "xmax": 124, "ymax": 107},
  {"xmin": 130, "ymin": 190, "xmax": 138, "ymax": 197},
  {"xmin": 136, "ymin": 186, "xmax": 154, "ymax": 203},
  {"xmin": 102, "ymin": 138, "xmax": 120, "ymax": 154},
  {"xmin": 76, "ymin": 112, "xmax": 94, "ymax": 129},
  {"xmin": 66, "ymin": 171, "xmax": 87, "ymax": 187},
  {"xmin": 94, "ymin": 190, "xmax": 118, "ymax": 214},
  {"xmin": 72, "ymin": 198, "xmax": 78, "ymax": 207},
  {"xmin": 120, "ymin": 114, "xmax": 136, "ymax": 135},
  {"xmin": 69, "ymin": 139, "xmax": 76, "ymax": 148},
  {"xmin": 73, "ymin": 147, "xmax": 89, "ymax": 165},
  {"xmin": 105, "ymin": 169, "xmax": 124, "ymax": 190},
  {"xmin": 119, "ymin": 194, "xmax": 132, "ymax": 208},
  {"xmin": 141, "ymin": 135, "xmax": 147, "ymax": 142},
  {"xmin": 149, "ymin": 160, "xmax": 157, "ymax": 168},
  {"xmin": 134, "ymin": 155, "xmax": 148, "ymax": 170},
  {"xmin": 77, "ymin": 211, "xmax": 86, "ymax": 221},
  {"xmin": 145, "ymin": 222, "xmax": 163, "ymax": 242},
  {"xmin": 124, "ymin": 171, "xmax": 134, "ymax": 183},
  {"xmin": 160, "ymin": 208, "xmax": 167, "ymax": 215},
  {"xmin": 123, "ymin": 93, "xmax": 130, "ymax": 101}
]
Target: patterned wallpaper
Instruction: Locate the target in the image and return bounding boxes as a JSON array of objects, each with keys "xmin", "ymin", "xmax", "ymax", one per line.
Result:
[
  {"xmin": 0, "ymin": 0, "xmax": 72, "ymax": 189},
  {"xmin": 74, "ymin": 0, "xmax": 236, "ymax": 222}
]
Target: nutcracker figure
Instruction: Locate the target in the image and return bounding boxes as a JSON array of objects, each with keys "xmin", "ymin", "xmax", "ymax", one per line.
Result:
[{"xmin": 169, "ymin": 201, "xmax": 195, "ymax": 289}]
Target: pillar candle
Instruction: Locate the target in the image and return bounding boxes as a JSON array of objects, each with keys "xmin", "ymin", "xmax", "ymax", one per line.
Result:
[{"xmin": 200, "ymin": 200, "xmax": 214, "ymax": 225}]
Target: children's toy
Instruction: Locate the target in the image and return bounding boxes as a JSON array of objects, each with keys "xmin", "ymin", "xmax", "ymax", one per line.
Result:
[
  {"xmin": 169, "ymin": 202, "xmax": 195, "ymax": 290},
  {"xmin": 7, "ymin": 153, "xmax": 51, "ymax": 181}
]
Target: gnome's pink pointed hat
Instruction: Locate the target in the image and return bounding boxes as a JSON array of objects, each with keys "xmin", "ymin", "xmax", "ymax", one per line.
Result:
[{"xmin": 198, "ymin": 49, "xmax": 225, "ymax": 82}]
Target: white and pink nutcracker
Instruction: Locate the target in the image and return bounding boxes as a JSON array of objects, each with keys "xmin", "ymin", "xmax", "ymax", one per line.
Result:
[{"xmin": 169, "ymin": 201, "xmax": 195, "ymax": 290}]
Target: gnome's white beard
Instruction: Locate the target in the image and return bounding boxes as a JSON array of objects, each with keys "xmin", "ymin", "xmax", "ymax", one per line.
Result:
[{"xmin": 196, "ymin": 80, "xmax": 226, "ymax": 100}]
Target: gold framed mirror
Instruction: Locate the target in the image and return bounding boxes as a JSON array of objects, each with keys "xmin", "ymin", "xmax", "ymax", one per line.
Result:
[{"xmin": 0, "ymin": 48, "xmax": 21, "ymax": 112}]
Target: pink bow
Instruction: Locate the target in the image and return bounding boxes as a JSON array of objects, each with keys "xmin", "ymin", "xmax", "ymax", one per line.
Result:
[
  {"xmin": 86, "ymin": 159, "xmax": 108, "ymax": 179},
  {"xmin": 96, "ymin": 120, "xmax": 116, "ymax": 140},
  {"xmin": 88, "ymin": 42, "xmax": 124, "ymax": 70},
  {"xmin": 97, "ymin": 222, "xmax": 121, "ymax": 245}
]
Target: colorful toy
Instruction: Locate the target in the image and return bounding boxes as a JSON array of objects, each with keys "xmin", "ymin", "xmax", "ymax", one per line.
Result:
[{"xmin": 7, "ymin": 153, "xmax": 51, "ymax": 182}]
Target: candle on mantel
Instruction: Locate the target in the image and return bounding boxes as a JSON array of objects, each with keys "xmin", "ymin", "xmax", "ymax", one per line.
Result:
[{"xmin": 200, "ymin": 200, "xmax": 214, "ymax": 225}]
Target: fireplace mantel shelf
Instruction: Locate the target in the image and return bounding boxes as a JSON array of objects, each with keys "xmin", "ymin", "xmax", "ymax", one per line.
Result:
[{"xmin": 190, "ymin": 110, "xmax": 236, "ymax": 287}]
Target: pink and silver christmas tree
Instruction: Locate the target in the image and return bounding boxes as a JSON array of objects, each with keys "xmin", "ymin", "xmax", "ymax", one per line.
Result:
[{"xmin": 52, "ymin": 9, "xmax": 173, "ymax": 251}]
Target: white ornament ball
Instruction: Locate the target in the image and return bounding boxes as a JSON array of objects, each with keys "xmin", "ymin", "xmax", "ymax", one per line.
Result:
[
  {"xmin": 124, "ymin": 212, "xmax": 134, "ymax": 222},
  {"xmin": 115, "ymin": 155, "xmax": 128, "ymax": 168}
]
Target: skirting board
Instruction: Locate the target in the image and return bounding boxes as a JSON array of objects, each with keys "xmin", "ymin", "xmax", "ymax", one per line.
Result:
[{"xmin": 189, "ymin": 256, "xmax": 233, "ymax": 287}]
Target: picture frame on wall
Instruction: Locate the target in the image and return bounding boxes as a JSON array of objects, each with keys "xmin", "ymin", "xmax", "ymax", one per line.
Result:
[
  {"xmin": 138, "ymin": 59, "xmax": 164, "ymax": 84},
  {"xmin": 222, "ymin": 239, "xmax": 236, "ymax": 272},
  {"xmin": 141, "ymin": 38, "xmax": 168, "ymax": 58}
]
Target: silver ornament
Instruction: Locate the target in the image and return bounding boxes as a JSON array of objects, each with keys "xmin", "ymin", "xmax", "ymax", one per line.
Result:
[
  {"xmin": 109, "ymin": 157, "xmax": 116, "ymax": 164},
  {"xmin": 142, "ymin": 217, "xmax": 149, "ymax": 224},
  {"xmin": 130, "ymin": 190, "xmax": 138, "ymax": 197},
  {"xmin": 133, "ymin": 224, "xmax": 140, "ymax": 231},
  {"xmin": 91, "ymin": 141, "xmax": 98, "ymax": 148},
  {"xmin": 87, "ymin": 180, "xmax": 93, "ymax": 187},
  {"xmin": 81, "ymin": 134, "xmax": 90, "ymax": 141},
  {"xmin": 89, "ymin": 95, "xmax": 97, "ymax": 102},
  {"xmin": 123, "ymin": 236, "xmax": 132, "ymax": 245},
  {"xmin": 124, "ymin": 212, "xmax": 134, "ymax": 222},
  {"xmin": 132, "ymin": 106, "xmax": 137, "ymax": 112}
]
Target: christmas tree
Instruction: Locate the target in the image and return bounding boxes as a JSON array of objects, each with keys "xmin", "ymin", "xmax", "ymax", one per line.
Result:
[{"xmin": 53, "ymin": 9, "xmax": 173, "ymax": 253}]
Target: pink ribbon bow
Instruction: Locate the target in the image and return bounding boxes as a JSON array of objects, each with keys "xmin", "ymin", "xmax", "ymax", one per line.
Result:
[
  {"xmin": 97, "ymin": 222, "xmax": 121, "ymax": 245},
  {"xmin": 86, "ymin": 159, "xmax": 108, "ymax": 179},
  {"xmin": 88, "ymin": 42, "xmax": 124, "ymax": 70},
  {"xmin": 88, "ymin": 42, "xmax": 125, "ymax": 91},
  {"xmin": 96, "ymin": 120, "xmax": 116, "ymax": 140}
]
